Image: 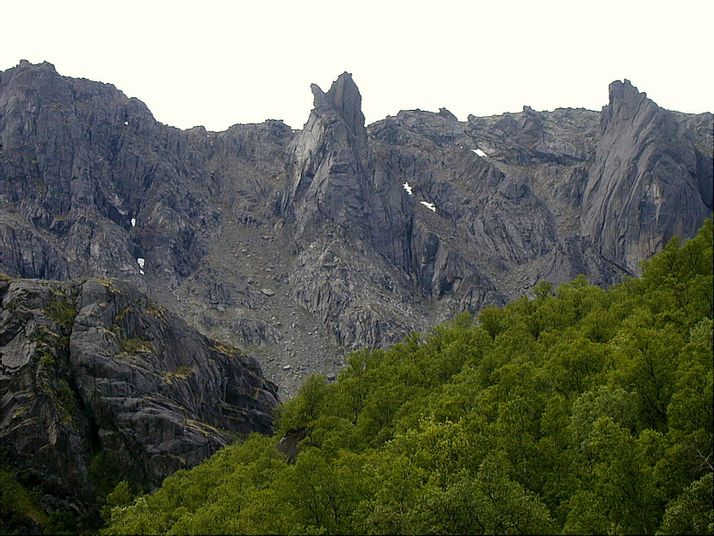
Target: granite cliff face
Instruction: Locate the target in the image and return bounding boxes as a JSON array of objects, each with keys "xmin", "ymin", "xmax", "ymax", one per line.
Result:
[
  {"xmin": 581, "ymin": 79, "xmax": 713, "ymax": 271},
  {"xmin": 0, "ymin": 61, "xmax": 712, "ymax": 399},
  {"xmin": 0, "ymin": 61, "xmax": 218, "ymax": 286},
  {"xmin": 0, "ymin": 274, "xmax": 277, "ymax": 526}
]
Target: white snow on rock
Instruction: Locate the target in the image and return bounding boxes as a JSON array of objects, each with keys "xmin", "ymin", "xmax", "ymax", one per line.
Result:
[
  {"xmin": 139, "ymin": 270, "xmax": 144, "ymax": 275},
  {"xmin": 402, "ymin": 181, "xmax": 413, "ymax": 195},
  {"xmin": 420, "ymin": 201, "xmax": 436, "ymax": 212},
  {"xmin": 131, "ymin": 218, "xmax": 136, "ymax": 227},
  {"xmin": 124, "ymin": 121, "xmax": 128, "ymax": 126},
  {"xmin": 472, "ymin": 148, "xmax": 487, "ymax": 157},
  {"xmin": 137, "ymin": 258, "xmax": 145, "ymax": 269}
]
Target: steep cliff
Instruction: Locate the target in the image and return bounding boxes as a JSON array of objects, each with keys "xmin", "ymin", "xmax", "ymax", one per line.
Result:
[
  {"xmin": 0, "ymin": 61, "xmax": 218, "ymax": 286},
  {"xmin": 581, "ymin": 79, "xmax": 712, "ymax": 271},
  {"xmin": 0, "ymin": 274, "xmax": 277, "ymax": 528},
  {"xmin": 280, "ymin": 73, "xmax": 426, "ymax": 349}
]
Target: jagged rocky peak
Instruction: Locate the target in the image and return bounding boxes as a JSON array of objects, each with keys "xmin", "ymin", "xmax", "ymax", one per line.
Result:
[
  {"xmin": 608, "ymin": 78, "xmax": 642, "ymax": 98},
  {"xmin": 10, "ymin": 58, "xmax": 59, "ymax": 78},
  {"xmin": 438, "ymin": 107, "xmax": 458, "ymax": 121},
  {"xmin": 581, "ymin": 78, "xmax": 711, "ymax": 272},
  {"xmin": 601, "ymin": 78, "xmax": 656, "ymax": 130},
  {"xmin": 283, "ymin": 72, "xmax": 416, "ymax": 262},
  {"xmin": 283, "ymin": 72, "xmax": 374, "ymax": 239},
  {"xmin": 312, "ymin": 71, "xmax": 367, "ymax": 136},
  {"xmin": 519, "ymin": 105, "xmax": 543, "ymax": 133}
]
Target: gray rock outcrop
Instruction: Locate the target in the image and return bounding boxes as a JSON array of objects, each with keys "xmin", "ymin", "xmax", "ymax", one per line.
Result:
[
  {"xmin": 581, "ymin": 79, "xmax": 712, "ymax": 271},
  {"xmin": 0, "ymin": 274, "xmax": 277, "ymax": 519}
]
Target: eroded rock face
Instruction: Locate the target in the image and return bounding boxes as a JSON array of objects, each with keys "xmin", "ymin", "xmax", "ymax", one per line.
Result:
[
  {"xmin": 282, "ymin": 72, "xmax": 411, "ymax": 258},
  {"xmin": 0, "ymin": 60, "xmax": 218, "ymax": 286},
  {"xmin": 0, "ymin": 275, "xmax": 277, "ymax": 516},
  {"xmin": 279, "ymin": 73, "xmax": 421, "ymax": 348},
  {"xmin": 282, "ymin": 74, "xmax": 371, "ymax": 238},
  {"xmin": 581, "ymin": 80, "xmax": 712, "ymax": 272},
  {"xmin": 0, "ymin": 62, "xmax": 711, "ymax": 398}
]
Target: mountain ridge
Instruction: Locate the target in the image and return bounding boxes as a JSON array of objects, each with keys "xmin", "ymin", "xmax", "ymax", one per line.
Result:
[{"xmin": 0, "ymin": 60, "xmax": 711, "ymax": 398}]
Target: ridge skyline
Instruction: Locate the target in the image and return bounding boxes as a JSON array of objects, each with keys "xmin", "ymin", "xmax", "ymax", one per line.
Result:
[
  {"xmin": 3, "ymin": 0, "xmax": 712, "ymax": 132},
  {"xmin": 3, "ymin": 60, "xmax": 711, "ymax": 134}
]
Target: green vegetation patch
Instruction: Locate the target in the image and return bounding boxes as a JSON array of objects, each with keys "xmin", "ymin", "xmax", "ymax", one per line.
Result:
[
  {"xmin": 211, "ymin": 341, "xmax": 240, "ymax": 358},
  {"xmin": 96, "ymin": 278, "xmax": 120, "ymax": 294},
  {"xmin": 146, "ymin": 303, "xmax": 166, "ymax": 321},
  {"xmin": 39, "ymin": 350, "xmax": 56, "ymax": 368},
  {"xmin": 162, "ymin": 366, "xmax": 195, "ymax": 384},
  {"xmin": 30, "ymin": 325, "xmax": 63, "ymax": 346},
  {"xmin": 114, "ymin": 306, "xmax": 132, "ymax": 323},
  {"xmin": 45, "ymin": 297, "xmax": 77, "ymax": 333},
  {"xmin": 54, "ymin": 379, "xmax": 78, "ymax": 423},
  {"xmin": 118, "ymin": 337, "xmax": 154, "ymax": 356},
  {"xmin": 0, "ymin": 470, "xmax": 48, "ymax": 533}
]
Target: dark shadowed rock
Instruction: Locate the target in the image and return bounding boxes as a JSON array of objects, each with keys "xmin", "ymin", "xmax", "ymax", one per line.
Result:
[{"xmin": 0, "ymin": 275, "xmax": 277, "ymax": 518}]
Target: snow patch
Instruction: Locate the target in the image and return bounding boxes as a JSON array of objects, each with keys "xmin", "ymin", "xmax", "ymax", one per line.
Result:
[
  {"xmin": 420, "ymin": 201, "xmax": 436, "ymax": 212},
  {"xmin": 139, "ymin": 270, "xmax": 144, "ymax": 275},
  {"xmin": 472, "ymin": 148, "xmax": 487, "ymax": 157},
  {"xmin": 136, "ymin": 258, "xmax": 145, "ymax": 269},
  {"xmin": 131, "ymin": 218, "xmax": 136, "ymax": 227},
  {"xmin": 402, "ymin": 182, "xmax": 413, "ymax": 195},
  {"xmin": 124, "ymin": 121, "xmax": 128, "ymax": 126}
]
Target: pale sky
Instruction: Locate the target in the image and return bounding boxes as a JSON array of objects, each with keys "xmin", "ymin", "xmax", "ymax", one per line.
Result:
[{"xmin": 2, "ymin": 0, "xmax": 712, "ymax": 131}]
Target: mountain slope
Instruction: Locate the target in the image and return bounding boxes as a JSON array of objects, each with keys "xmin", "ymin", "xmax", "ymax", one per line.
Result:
[{"xmin": 0, "ymin": 61, "xmax": 711, "ymax": 396}]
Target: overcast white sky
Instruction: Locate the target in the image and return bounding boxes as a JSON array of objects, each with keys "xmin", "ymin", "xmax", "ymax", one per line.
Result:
[{"xmin": 2, "ymin": 0, "xmax": 712, "ymax": 131}]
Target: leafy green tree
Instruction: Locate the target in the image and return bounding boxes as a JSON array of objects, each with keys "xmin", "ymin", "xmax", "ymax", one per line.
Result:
[
  {"xmin": 101, "ymin": 481, "xmax": 133, "ymax": 522},
  {"xmin": 279, "ymin": 374, "xmax": 331, "ymax": 433},
  {"xmin": 658, "ymin": 473, "xmax": 714, "ymax": 535}
]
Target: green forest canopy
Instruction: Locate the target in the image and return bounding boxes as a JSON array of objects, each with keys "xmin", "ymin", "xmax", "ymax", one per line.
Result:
[{"xmin": 105, "ymin": 220, "xmax": 713, "ymax": 535}]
